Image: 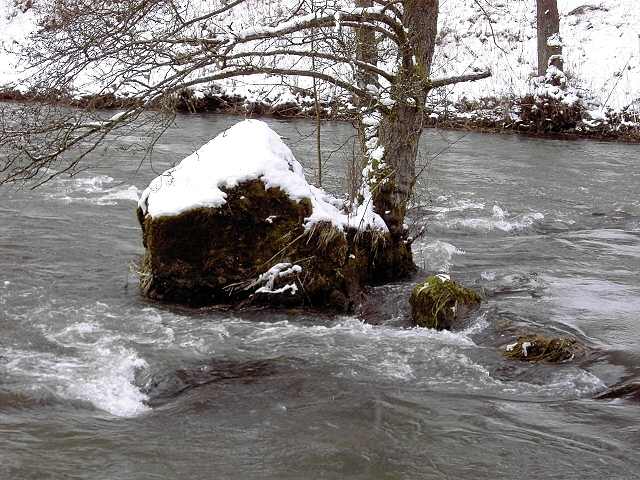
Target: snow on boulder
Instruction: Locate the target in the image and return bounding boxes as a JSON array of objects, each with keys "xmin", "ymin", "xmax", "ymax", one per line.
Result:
[
  {"xmin": 138, "ymin": 119, "xmax": 386, "ymax": 232},
  {"xmin": 136, "ymin": 120, "xmax": 405, "ymax": 311}
]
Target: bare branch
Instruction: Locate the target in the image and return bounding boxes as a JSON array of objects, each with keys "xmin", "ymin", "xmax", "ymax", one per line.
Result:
[
  {"xmin": 172, "ymin": 66, "xmax": 373, "ymax": 104},
  {"xmin": 429, "ymin": 70, "xmax": 492, "ymax": 89},
  {"xmin": 224, "ymin": 49, "xmax": 394, "ymax": 83}
]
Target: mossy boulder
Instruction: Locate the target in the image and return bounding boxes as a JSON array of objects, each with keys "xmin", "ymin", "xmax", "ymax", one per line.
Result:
[
  {"xmin": 503, "ymin": 335, "xmax": 581, "ymax": 363},
  {"xmin": 137, "ymin": 180, "xmax": 414, "ymax": 311},
  {"xmin": 136, "ymin": 120, "xmax": 415, "ymax": 312},
  {"xmin": 409, "ymin": 275, "xmax": 482, "ymax": 330},
  {"xmin": 139, "ymin": 179, "xmax": 367, "ymax": 310}
]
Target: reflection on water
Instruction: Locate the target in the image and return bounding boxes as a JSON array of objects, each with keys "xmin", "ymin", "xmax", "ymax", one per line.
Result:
[{"xmin": 1, "ymin": 115, "xmax": 639, "ymax": 479}]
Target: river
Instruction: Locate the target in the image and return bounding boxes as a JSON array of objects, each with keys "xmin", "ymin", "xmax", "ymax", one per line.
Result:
[{"xmin": 1, "ymin": 114, "xmax": 639, "ymax": 479}]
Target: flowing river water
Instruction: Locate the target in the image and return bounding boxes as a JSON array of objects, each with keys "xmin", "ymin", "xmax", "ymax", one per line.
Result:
[{"xmin": 1, "ymin": 114, "xmax": 639, "ymax": 479}]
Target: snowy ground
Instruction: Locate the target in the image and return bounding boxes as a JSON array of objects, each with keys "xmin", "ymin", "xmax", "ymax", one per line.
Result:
[
  {"xmin": 434, "ymin": 0, "xmax": 640, "ymax": 112},
  {"xmin": 1, "ymin": 1, "xmax": 638, "ymax": 118}
]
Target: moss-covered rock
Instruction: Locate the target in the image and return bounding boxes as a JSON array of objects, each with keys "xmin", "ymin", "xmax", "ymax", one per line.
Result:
[
  {"xmin": 409, "ymin": 275, "xmax": 482, "ymax": 330},
  {"xmin": 138, "ymin": 178, "xmax": 414, "ymax": 311},
  {"xmin": 502, "ymin": 335, "xmax": 580, "ymax": 363},
  {"xmin": 140, "ymin": 180, "xmax": 339, "ymax": 309},
  {"xmin": 136, "ymin": 120, "xmax": 416, "ymax": 312}
]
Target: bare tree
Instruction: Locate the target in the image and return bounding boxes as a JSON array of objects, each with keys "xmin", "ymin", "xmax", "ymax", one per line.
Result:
[
  {"xmin": 537, "ymin": 0, "xmax": 563, "ymax": 75},
  {"xmin": 0, "ymin": 0, "xmax": 490, "ymax": 272}
]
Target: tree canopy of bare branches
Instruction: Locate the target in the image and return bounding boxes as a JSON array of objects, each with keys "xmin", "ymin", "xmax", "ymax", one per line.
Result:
[{"xmin": 1, "ymin": 0, "xmax": 491, "ymax": 265}]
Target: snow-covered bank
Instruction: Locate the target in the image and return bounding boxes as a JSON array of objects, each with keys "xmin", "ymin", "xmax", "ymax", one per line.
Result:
[
  {"xmin": 1, "ymin": 1, "xmax": 638, "ymax": 140},
  {"xmin": 434, "ymin": 0, "xmax": 640, "ymax": 112}
]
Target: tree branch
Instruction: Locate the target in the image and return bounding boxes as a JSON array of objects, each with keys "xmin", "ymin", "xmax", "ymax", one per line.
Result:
[
  {"xmin": 224, "ymin": 49, "xmax": 394, "ymax": 83},
  {"xmin": 429, "ymin": 70, "xmax": 492, "ymax": 89},
  {"xmin": 169, "ymin": 66, "xmax": 373, "ymax": 103}
]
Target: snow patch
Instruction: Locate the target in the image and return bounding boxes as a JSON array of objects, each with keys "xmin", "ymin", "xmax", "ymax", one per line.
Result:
[
  {"xmin": 139, "ymin": 120, "xmax": 387, "ymax": 232},
  {"xmin": 254, "ymin": 262, "xmax": 302, "ymax": 295}
]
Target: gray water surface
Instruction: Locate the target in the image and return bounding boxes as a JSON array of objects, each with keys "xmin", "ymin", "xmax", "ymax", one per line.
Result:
[{"xmin": 1, "ymin": 115, "xmax": 639, "ymax": 479}]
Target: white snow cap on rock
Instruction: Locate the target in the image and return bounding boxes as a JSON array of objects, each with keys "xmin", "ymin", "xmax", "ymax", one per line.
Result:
[{"xmin": 138, "ymin": 119, "xmax": 387, "ymax": 231}]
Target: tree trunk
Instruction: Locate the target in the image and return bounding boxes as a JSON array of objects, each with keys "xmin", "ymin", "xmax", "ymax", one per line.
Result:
[
  {"xmin": 537, "ymin": 0, "xmax": 563, "ymax": 75},
  {"xmin": 371, "ymin": 0, "xmax": 438, "ymax": 242},
  {"xmin": 360, "ymin": 0, "xmax": 439, "ymax": 278},
  {"xmin": 354, "ymin": 0, "xmax": 378, "ymax": 92},
  {"xmin": 374, "ymin": 105, "xmax": 422, "ymax": 241}
]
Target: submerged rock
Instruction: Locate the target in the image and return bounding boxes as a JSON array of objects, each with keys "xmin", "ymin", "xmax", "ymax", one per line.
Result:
[
  {"xmin": 502, "ymin": 334, "xmax": 581, "ymax": 363},
  {"xmin": 594, "ymin": 380, "xmax": 640, "ymax": 402},
  {"xmin": 136, "ymin": 120, "xmax": 413, "ymax": 311},
  {"xmin": 143, "ymin": 357, "xmax": 295, "ymax": 407},
  {"xmin": 409, "ymin": 275, "xmax": 481, "ymax": 330}
]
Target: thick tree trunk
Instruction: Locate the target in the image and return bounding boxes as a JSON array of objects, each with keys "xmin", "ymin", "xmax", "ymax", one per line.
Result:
[
  {"xmin": 374, "ymin": 105, "xmax": 422, "ymax": 241},
  {"xmin": 537, "ymin": 0, "xmax": 563, "ymax": 75},
  {"xmin": 370, "ymin": 0, "xmax": 438, "ymax": 242},
  {"xmin": 357, "ymin": 1, "xmax": 439, "ymax": 278}
]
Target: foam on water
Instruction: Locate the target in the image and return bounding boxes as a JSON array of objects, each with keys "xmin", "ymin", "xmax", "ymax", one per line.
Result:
[
  {"xmin": 430, "ymin": 198, "xmax": 486, "ymax": 214},
  {"xmin": 178, "ymin": 314, "xmax": 606, "ymax": 400},
  {"xmin": 378, "ymin": 352, "xmax": 415, "ymax": 380},
  {"xmin": 1, "ymin": 301, "xmax": 165, "ymax": 417},
  {"xmin": 97, "ymin": 185, "xmax": 141, "ymax": 204},
  {"xmin": 0, "ymin": 291, "xmax": 609, "ymax": 418},
  {"xmin": 481, "ymin": 271, "xmax": 496, "ymax": 281},
  {"xmin": 418, "ymin": 240, "xmax": 465, "ymax": 272},
  {"xmin": 68, "ymin": 175, "xmax": 115, "ymax": 192},
  {"xmin": 48, "ymin": 175, "xmax": 140, "ymax": 205},
  {"xmin": 2, "ymin": 345, "xmax": 150, "ymax": 417},
  {"xmin": 241, "ymin": 316, "xmax": 479, "ymax": 348},
  {"xmin": 190, "ymin": 316, "xmax": 498, "ymax": 388},
  {"xmin": 63, "ymin": 345, "xmax": 150, "ymax": 417},
  {"xmin": 443, "ymin": 207, "xmax": 544, "ymax": 233},
  {"xmin": 430, "ymin": 200, "xmax": 545, "ymax": 233}
]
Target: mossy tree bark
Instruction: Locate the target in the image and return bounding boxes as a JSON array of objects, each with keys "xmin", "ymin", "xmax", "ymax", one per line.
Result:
[{"xmin": 358, "ymin": 1, "xmax": 439, "ymax": 275}]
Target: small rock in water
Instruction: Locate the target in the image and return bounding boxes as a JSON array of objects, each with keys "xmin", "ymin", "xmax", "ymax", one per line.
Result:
[
  {"xmin": 502, "ymin": 334, "xmax": 581, "ymax": 363},
  {"xmin": 144, "ymin": 357, "xmax": 298, "ymax": 407},
  {"xmin": 594, "ymin": 380, "xmax": 640, "ymax": 402},
  {"xmin": 409, "ymin": 275, "xmax": 482, "ymax": 330}
]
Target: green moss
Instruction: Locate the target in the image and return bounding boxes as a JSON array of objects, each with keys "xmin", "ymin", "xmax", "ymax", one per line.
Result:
[
  {"xmin": 409, "ymin": 276, "xmax": 481, "ymax": 330},
  {"xmin": 503, "ymin": 335, "xmax": 578, "ymax": 363}
]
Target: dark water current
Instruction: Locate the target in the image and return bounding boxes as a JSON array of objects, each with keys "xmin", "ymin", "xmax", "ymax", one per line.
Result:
[{"xmin": 1, "ymin": 114, "xmax": 639, "ymax": 479}]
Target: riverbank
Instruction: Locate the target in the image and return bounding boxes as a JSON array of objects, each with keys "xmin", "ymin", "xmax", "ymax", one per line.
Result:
[
  {"xmin": 3, "ymin": 86, "xmax": 639, "ymax": 144},
  {"xmin": 3, "ymin": 0, "xmax": 639, "ymax": 143}
]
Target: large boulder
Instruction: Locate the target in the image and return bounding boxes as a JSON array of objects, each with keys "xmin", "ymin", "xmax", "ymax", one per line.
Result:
[
  {"xmin": 409, "ymin": 275, "xmax": 481, "ymax": 330},
  {"xmin": 137, "ymin": 120, "xmax": 412, "ymax": 311}
]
